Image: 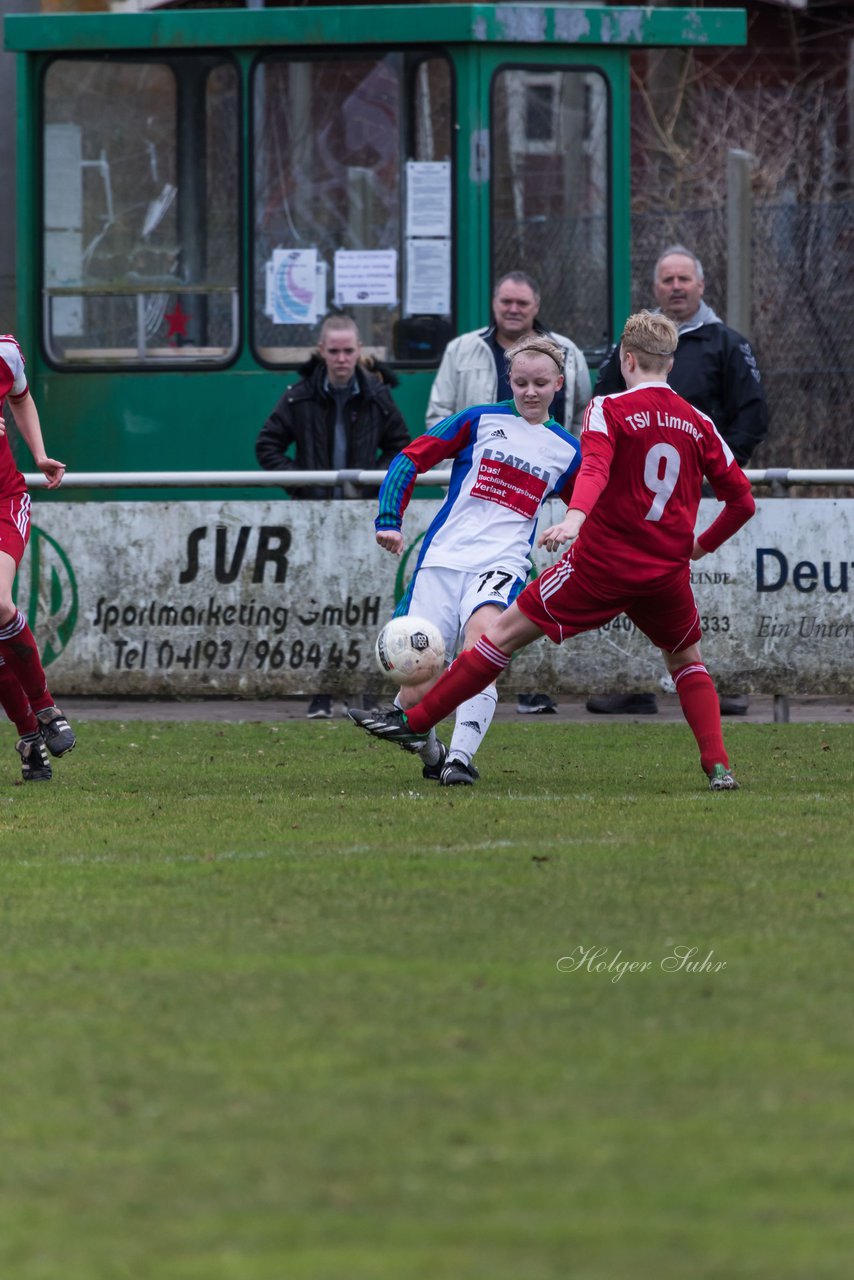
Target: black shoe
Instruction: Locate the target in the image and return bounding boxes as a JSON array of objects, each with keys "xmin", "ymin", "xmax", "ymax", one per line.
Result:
[
  {"xmin": 36, "ymin": 705, "xmax": 77, "ymax": 757},
  {"xmin": 348, "ymin": 705, "xmax": 429, "ymax": 753},
  {"xmin": 421, "ymin": 740, "xmax": 448, "ymax": 781},
  {"xmin": 719, "ymin": 695, "xmax": 749, "ymax": 716},
  {"xmin": 517, "ymin": 692, "xmax": 557, "ymax": 714},
  {"xmin": 585, "ymin": 692, "xmax": 658, "ymax": 715},
  {"xmin": 439, "ymin": 756, "xmax": 479, "ymax": 787},
  {"xmin": 307, "ymin": 695, "xmax": 333, "ymax": 719},
  {"xmin": 16, "ymin": 732, "xmax": 52, "ymax": 782}
]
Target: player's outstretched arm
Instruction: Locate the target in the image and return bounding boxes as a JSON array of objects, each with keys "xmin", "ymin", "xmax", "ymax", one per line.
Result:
[
  {"xmin": 9, "ymin": 392, "xmax": 66, "ymax": 489},
  {"xmin": 538, "ymin": 509, "xmax": 586, "ymax": 553}
]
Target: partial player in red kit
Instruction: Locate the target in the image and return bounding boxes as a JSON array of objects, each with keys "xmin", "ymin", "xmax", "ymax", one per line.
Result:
[
  {"xmin": 0, "ymin": 335, "xmax": 77, "ymax": 782},
  {"xmin": 350, "ymin": 311, "xmax": 756, "ymax": 792}
]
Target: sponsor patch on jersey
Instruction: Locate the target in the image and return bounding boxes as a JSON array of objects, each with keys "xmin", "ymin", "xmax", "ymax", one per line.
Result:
[{"xmin": 470, "ymin": 457, "xmax": 547, "ymax": 518}]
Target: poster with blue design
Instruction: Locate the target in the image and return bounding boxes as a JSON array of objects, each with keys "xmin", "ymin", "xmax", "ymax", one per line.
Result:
[{"xmin": 269, "ymin": 248, "xmax": 319, "ymax": 325}]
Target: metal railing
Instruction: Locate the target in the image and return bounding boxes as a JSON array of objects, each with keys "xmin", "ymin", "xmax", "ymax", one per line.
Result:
[
  {"xmin": 24, "ymin": 469, "xmax": 454, "ymax": 489},
  {"xmin": 23, "ymin": 468, "xmax": 854, "ymax": 489}
]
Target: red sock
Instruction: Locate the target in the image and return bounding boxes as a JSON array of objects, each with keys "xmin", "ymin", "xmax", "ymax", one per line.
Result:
[
  {"xmin": 406, "ymin": 637, "xmax": 510, "ymax": 733},
  {"xmin": 0, "ymin": 610, "xmax": 52, "ymax": 710},
  {"xmin": 0, "ymin": 660, "xmax": 39, "ymax": 736},
  {"xmin": 673, "ymin": 662, "xmax": 728, "ymax": 774}
]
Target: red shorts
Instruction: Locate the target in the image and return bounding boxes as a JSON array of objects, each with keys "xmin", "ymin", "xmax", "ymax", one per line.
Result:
[
  {"xmin": 0, "ymin": 492, "xmax": 31, "ymax": 567},
  {"xmin": 518, "ymin": 547, "xmax": 702, "ymax": 654}
]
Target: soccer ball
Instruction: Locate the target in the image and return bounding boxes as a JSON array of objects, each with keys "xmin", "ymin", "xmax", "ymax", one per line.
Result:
[{"xmin": 375, "ymin": 615, "xmax": 445, "ymax": 687}]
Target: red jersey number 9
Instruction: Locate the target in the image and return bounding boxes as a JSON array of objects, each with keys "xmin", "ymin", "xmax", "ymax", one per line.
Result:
[{"xmin": 643, "ymin": 443, "xmax": 681, "ymax": 522}]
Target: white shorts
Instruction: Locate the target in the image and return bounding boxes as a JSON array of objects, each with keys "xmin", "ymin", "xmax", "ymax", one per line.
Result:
[{"xmin": 400, "ymin": 563, "xmax": 526, "ymax": 660}]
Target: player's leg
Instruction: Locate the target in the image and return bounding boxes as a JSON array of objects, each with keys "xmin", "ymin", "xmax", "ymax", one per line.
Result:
[
  {"xmin": 631, "ymin": 577, "xmax": 737, "ymax": 790},
  {"xmin": 0, "ymin": 532, "xmax": 51, "ymax": 773},
  {"xmin": 439, "ymin": 565, "xmax": 531, "ymax": 785},
  {"xmin": 404, "ymin": 602, "xmax": 542, "ymax": 734},
  {"xmin": 411, "ymin": 547, "xmax": 633, "ymax": 741},
  {"xmin": 662, "ymin": 644, "xmax": 737, "ymax": 789},
  {"xmin": 0, "ymin": 658, "xmax": 38, "ymax": 736},
  {"xmin": 371, "ymin": 568, "xmax": 462, "ymax": 773},
  {"xmin": 350, "ymin": 552, "xmax": 606, "ymax": 750},
  {"xmin": 370, "ymin": 551, "xmax": 602, "ymax": 739},
  {"xmin": 0, "ymin": 532, "xmax": 76, "ymax": 758},
  {"xmin": 440, "ymin": 601, "xmax": 504, "ymax": 786},
  {"xmin": 0, "ymin": 657, "xmax": 51, "ymax": 780},
  {"xmin": 0, "ymin": 543, "xmax": 51, "ymax": 705},
  {"xmin": 350, "ymin": 599, "xmax": 540, "ymax": 748}
]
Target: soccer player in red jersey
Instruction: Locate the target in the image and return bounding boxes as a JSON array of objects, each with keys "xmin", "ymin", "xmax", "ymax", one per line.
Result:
[
  {"xmin": 0, "ymin": 335, "xmax": 77, "ymax": 782},
  {"xmin": 351, "ymin": 311, "xmax": 756, "ymax": 791}
]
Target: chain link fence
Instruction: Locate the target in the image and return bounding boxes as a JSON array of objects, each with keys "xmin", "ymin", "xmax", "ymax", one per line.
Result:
[
  {"xmin": 494, "ymin": 213, "xmax": 611, "ymax": 361},
  {"xmin": 498, "ymin": 200, "xmax": 854, "ymax": 474},
  {"xmin": 631, "ymin": 201, "xmax": 854, "ymax": 472}
]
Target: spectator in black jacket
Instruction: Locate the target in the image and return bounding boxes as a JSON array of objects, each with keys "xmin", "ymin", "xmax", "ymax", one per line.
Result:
[
  {"xmin": 256, "ymin": 314, "xmax": 411, "ymax": 717},
  {"xmin": 256, "ymin": 313, "xmax": 411, "ymax": 501},
  {"xmin": 586, "ymin": 244, "xmax": 767, "ymax": 717}
]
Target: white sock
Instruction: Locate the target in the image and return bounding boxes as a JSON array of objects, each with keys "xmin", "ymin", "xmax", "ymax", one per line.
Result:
[{"xmin": 450, "ymin": 685, "xmax": 498, "ymax": 765}]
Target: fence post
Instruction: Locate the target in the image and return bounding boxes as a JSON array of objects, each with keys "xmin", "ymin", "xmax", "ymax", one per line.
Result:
[
  {"xmin": 773, "ymin": 695, "xmax": 790, "ymax": 724},
  {"xmin": 726, "ymin": 149, "xmax": 753, "ymax": 338}
]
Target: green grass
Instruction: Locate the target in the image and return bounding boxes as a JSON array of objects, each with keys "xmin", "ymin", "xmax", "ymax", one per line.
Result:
[{"xmin": 1, "ymin": 719, "xmax": 852, "ymax": 1279}]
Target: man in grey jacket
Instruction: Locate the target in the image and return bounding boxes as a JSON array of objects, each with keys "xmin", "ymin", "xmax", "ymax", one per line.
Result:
[
  {"xmin": 426, "ymin": 271, "xmax": 591, "ymax": 434},
  {"xmin": 426, "ymin": 271, "xmax": 592, "ymax": 712}
]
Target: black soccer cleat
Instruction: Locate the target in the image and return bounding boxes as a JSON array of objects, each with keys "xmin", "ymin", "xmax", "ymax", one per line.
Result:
[
  {"xmin": 36, "ymin": 706, "xmax": 77, "ymax": 757},
  {"xmin": 16, "ymin": 732, "xmax": 53, "ymax": 782},
  {"xmin": 439, "ymin": 756, "xmax": 479, "ymax": 787},
  {"xmin": 348, "ymin": 705, "xmax": 429, "ymax": 753}
]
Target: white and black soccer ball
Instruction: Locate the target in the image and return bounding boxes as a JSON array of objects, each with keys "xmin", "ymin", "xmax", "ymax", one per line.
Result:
[{"xmin": 375, "ymin": 615, "xmax": 445, "ymax": 687}]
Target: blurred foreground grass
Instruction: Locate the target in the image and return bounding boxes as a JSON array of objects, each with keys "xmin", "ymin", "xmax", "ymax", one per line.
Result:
[{"xmin": 0, "ymin": 719, "xmax": 850, "ymax": 1279}]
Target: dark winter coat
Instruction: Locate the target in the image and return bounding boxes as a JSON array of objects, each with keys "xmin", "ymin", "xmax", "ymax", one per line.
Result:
[
  {"xmin": 594, "ymin": 311, "xmax": 768, "ymax": 465},
  {"xmin": 255, "ymin": 355, "xmax": 412, "ymax": 499}
]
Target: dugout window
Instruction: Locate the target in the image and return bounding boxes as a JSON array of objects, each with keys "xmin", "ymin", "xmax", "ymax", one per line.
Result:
[
  {"xmin": 491, "ymin": 66, "xmax": 610, "ymax": 362},
  {"xmin": 252, "ymin": 50, "xmax": 454, "ymax": 367},
  {"xmin": 40, "ymin": 56, "xmax": 239, "ymax": 367}
]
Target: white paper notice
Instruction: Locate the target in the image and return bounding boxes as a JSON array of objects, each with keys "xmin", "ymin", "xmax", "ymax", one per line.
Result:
[
  {"xmin": 405, "ymin": 239, "xmax": 451, "ymax": 316},
  {"xmin": 269, "ymin": 248, "xmax": 319, "ymax": 325},
  {"xmin": 44, "ymin": 124, "xmax": 83, "ymax": 230},
  {"xmin": 333, "ymin": 249, "xmax": 398, "ymax": 306},
  {"xmin": 405, "ymin": 161, "xmax": 451, "ymax": 238},
  {"xmin": 45, "ymin": 230, "xmax": 84, "ymax": 337}
]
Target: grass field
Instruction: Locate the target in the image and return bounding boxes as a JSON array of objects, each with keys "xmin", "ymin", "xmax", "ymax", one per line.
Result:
[{"xmin": 1, "ymin": 716, "xmax": 851, "ymax": 1280}]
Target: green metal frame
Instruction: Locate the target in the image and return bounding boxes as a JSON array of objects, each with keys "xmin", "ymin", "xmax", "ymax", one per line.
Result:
[
  {"xmin": 4, "ymin": 6, "xmax": 746, "ymax": 54},
  {"xmin": 5, "ymin": 5, "xmax": 746, "ymax": 500}
]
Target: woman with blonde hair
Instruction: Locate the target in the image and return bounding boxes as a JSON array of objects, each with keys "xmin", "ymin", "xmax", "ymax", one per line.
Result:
[{"xmin": 356, "ymin": 335, "xmax": 582, "ymax": 785}]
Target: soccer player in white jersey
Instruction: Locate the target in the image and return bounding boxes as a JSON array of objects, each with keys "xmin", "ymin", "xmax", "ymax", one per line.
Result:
[
  {"xmin": 0, "ymin": 335, "xmax": 77, "ymax": 781},
  {"xmin": 358, "ymin": 336, "xmax": 581, "ymax": 786},
  {"xmin": 351, "ymin": 312, "xmax": 756, "ymax": 792}
]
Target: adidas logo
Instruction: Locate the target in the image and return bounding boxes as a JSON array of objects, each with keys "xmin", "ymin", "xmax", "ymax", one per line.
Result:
[
  {"xmin": 489, "ymin": 428, "xmax": 508, "ymax": 439},
  {"xmin": 461, "ymin": 720, "xmax": 482, "ymax": 735}
]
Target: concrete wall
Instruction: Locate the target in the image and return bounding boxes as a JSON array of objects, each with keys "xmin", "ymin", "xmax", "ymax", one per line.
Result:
[{"xmin": 18, "ymin": 497, "xmax": 854, "ymax": 698}]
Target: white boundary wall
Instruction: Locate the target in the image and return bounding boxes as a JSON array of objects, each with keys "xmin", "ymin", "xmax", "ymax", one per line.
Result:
[{"xmin": 18, "ymin": 496, "xmax": 853, "ymax": 697}]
